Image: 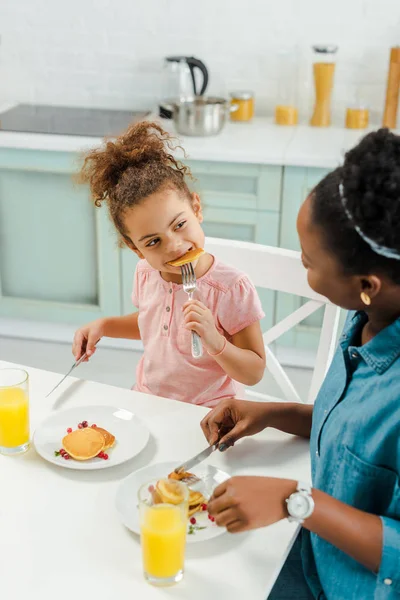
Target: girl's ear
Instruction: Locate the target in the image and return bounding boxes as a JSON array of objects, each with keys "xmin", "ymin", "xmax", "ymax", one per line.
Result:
[{"xmin": 191, "ymin": 192, "xmax": 203, "ymax": 223}]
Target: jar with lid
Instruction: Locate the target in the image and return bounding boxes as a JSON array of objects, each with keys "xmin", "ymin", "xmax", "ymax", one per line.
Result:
[
  {"xmin": 310, "ymin": 45, "xmax": 338, "ymax": 127},
  {"xmin": 230, "ymin": 91, "xmax": 254, "ymax": 122}
]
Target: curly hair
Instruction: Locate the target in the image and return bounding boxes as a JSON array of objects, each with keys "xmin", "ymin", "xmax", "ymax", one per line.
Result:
[
  {"xmin": 310, "ymin": 128, "xmax": 400, "ymax": 284},
  {"xmin": 78, "ymin": 121, "xmax": 193, "ymax": 245}
]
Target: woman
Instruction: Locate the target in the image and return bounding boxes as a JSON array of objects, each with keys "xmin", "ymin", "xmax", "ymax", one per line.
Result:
[{"xmin": 201, "ymin": 129, "xmax": 400, "ymax": 599}]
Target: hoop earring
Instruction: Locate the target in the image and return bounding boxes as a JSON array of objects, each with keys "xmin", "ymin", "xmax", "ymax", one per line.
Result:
[{"xmin": 360, "ymin": 292, "xmax": 371, "ymax": 306}]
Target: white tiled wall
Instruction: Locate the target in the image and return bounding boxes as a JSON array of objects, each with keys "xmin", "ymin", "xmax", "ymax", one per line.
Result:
[{"xmin": 1, "ymin": 0, "xmax": 400, "ymax": 124}]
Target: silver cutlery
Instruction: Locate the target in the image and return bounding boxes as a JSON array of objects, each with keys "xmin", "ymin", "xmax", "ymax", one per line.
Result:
[
  {"xmin": 174, "ymin": 444, "xmax": 216, "ymax": 484},
  {"xmin": 181, "ymin": 262, "xmax": 203, "ymax": 358},
  {"xmin": 45, "ymin": 340, "xmax": 100, "ymax": 398}
]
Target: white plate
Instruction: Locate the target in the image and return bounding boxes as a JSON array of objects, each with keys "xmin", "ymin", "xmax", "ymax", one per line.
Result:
[
  {"xmin": 116, "ymin": 461, "xmax": 230, "ymax": 543},
  {"xmin": 33, "ymin": 405, "xmax": 149, "ymax": 470}
]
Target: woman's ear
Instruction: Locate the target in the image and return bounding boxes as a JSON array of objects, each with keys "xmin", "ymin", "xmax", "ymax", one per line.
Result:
[
  {"xmin": 359, "ymin": 275, "xmax": 382, "ymax": 300},
  {"xmin": 191, "ymin": 192, "xmax": 203, "ymax": 223}
]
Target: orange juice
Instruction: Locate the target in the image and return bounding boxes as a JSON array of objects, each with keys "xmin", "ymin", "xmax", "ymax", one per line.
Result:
[
  {"xmin": 141, "ymin": 504, "xmax": 187, "ymax": 580},
  {"xmin": 0, "ymin": 387, "xmax": 30, "ymax": 449}
]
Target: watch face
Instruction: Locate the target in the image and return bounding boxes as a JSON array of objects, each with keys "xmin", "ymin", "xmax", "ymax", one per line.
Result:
[{"xmin": 288, "ymin": 493, "xmax": 309, "ymax": 519}]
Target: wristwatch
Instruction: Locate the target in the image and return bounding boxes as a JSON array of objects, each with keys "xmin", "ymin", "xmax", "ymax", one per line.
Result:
[{"xmin": 286, "ymin": 481, "xmax": 315, "ymax": 524}]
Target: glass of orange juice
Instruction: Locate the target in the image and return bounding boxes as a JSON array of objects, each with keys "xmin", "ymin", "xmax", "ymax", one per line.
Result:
[
  {"xmin": 0, "ymin": 368, "xmax": 30, "ymax": 455},
  {"xmin": 138, "ymin": 478, "xmax": 189, "ymax": 586}
]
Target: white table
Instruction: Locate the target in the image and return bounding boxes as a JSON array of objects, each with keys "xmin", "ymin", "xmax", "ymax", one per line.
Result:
[{"xmin": 1, "ymin": 360, "xmax": 311, "ymax": 600}]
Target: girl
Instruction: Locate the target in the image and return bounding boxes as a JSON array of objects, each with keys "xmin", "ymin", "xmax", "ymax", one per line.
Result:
[
  {"xmin": 72, "ymin": 122, "xmax": 265, "ymax": 407},
  {"xmin": 202, "ymin": 128, "xmax": 400, "ymax": 599}
]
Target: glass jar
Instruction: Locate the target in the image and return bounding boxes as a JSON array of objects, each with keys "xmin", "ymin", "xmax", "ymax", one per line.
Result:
[
  {"xmin": 230, "ymin": 91, "xmax": 254, "ymax": 122},
  {"xmin": 310, "ymin": 45, "xmax": 338, "ymax": 127},
  {"xmin": 345, "ymin": 85, "xmax": 369, "ymax": 129},
  {"xmin": 275, "ymin": 49, "xmax": 299, "ymax": 126}
]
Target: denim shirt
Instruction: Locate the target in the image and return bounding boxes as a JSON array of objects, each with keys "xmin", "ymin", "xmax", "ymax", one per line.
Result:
[{"xmin": 302, "ymin": 312, "xmax": 400, "ymax": 600}]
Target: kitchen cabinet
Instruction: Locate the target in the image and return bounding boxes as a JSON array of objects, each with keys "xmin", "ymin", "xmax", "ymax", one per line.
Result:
[
  {"xmin": 0, "ymin": 148, "xmax": 120, "ymax": 324},
  {"xmin": 277, "ymin": 166, "xmax": 331, "ymax": 350},
  {"xmin": 0, "ymin": 146, "xmax": 333, "ymax": 353}
]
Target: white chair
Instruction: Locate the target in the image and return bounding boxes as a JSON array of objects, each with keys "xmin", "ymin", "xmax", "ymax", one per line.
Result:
[{"xmin": 205, "ymin": 237, "xmax": 341, "ymax": 404}]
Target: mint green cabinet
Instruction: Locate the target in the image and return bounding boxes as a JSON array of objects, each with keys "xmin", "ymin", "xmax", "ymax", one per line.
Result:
[
  {"xmin": 0, "ymin": 148, "xmax": 120, "ymax": 324},
  {"xmin": 277, "ymin": 166, "xmax": 330, "ymax": 350},
  {"xmin": 0, "ymin": 146, "xmax": 334, "ymax": 351}
]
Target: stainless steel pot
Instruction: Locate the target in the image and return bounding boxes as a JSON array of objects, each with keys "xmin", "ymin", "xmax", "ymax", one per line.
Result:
[{"xmin": 162, "ymin": 97, "xmax": 238, "ymax": 136}]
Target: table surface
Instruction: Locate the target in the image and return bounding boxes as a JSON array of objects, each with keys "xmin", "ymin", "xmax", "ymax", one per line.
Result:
[{"xmin": 1, "ymin": 359, "xmax": 311, "ymax": 600}]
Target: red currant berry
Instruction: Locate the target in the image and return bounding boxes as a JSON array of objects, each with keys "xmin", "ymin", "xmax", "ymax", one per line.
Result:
[
  {"xmin": 82, "ymin": 421, "xmax": 88, "ymax": 428},
  {"xmin": 64, "ymin": 454, "xmax": 70, "ymax": 460},
  {"xmin": 103, "ymin": 453, "xmax": 109, "ymax": 460},
  {"xmin": 67, "ymin": 428, "xmax": 72, "ymax": 434},
  {"xmin": 78, "ymin": 423, "xmax": 83, "ymax": 429},
  {"xmin": 190, "ymin": 517, "xmax": 196, "ymax": 525}
]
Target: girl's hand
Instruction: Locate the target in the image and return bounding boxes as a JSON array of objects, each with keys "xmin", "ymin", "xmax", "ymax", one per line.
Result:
[
  {"xmin": 72, "ymin": 318, "xmax": 106, "ymax": 361},
  {"xmin": 207, "ymin": 476, "xmax": 296, "ymax": 533},
  {"xmin": 182, "ymin": 299, "xmax": 225, "ymax": 354},
  {"xmin": 200, "ymin": 398, "xmax": 272, "ymax": 448}
]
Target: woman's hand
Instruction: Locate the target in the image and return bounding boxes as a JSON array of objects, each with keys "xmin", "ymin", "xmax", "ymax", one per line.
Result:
[
  {"xmin": 207, "ymin": 476, "xmax": 296, "ymax": 532},
  {"xmin": 182, "ymin": 299, "xmax": 225, "ymax": 354},
  {"xmin": 200, "ymin": 398, "xmax": 272, "ymax": 449},
  {"xmin": 72, "ymin": 318, "xmax": 106, "ymax": 361}
]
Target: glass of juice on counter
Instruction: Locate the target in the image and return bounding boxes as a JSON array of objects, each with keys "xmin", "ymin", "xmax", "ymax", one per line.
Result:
[
  {"xmin": 0, "ymin": 368, "xmax": 30, "ymax": 455},
  {"xmin": 138, "ymin": 478, "xmax": 189, "ymax": 586}
]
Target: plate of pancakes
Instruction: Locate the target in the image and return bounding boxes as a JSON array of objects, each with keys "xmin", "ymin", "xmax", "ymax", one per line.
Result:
[
  {"xmin": 115, "ymin": 461, "xmax": 231, "ymax": 543},
  {"xmin": 33, "ymin": 405, "xmax": 149, "ymax": 470}
]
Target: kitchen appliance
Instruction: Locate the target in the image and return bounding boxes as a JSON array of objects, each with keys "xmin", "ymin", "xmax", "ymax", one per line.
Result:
[
  {"xmin": 166, "ymin": 97, "xmax": 237, "ymax": 136},
  {"xmin": 159, "ymin": 56, "xmax": 209, "ymax": 119},
  {"xmin": 310, "ymin": 45, "xmax": 338, "ymax": 127},
  {"xmin": 0, "ymin": 104, "xmax": 150, "ymax": 137},
  {"xmin": 382, "ymin": 46, "xmax": 400, "ymax": 129}
]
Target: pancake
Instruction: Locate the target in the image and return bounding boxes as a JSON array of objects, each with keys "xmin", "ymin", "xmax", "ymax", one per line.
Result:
[
  {"xmin": 62, "ymin": 428, "xmax": 105, "ymax": 461},
  {"xmin": 94, "ymin": 426, "xmax": 115, "ymax": 450},
  {"xmin": 188, "ymin": 489, "xmax": 206, "ymax": 516},
  {"xmin": 167, "ymin": 248, "xmax": 205, "ymax": 267},
  {"xmin": 188, "ymin": 503, "xmax": 204, "ymax": 517},
  {"xmin": 168, "ymin": 470, "xmax": 193, "ymax": 481}
]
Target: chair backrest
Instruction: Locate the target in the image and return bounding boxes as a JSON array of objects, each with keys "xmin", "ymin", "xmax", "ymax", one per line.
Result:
[{"xmin": 205, "ymin": 237, "xmax": 341, "ymax": 403}]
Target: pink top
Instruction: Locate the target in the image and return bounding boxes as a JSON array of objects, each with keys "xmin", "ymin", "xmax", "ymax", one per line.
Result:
[{"xmin": 132, "ymin": 257, "xmax": 264, "ymax": 407}]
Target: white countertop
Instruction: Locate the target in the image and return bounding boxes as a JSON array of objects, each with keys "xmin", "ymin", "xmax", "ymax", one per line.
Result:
[
  {"xmin": 0, "ymin": 103, "xmax": 397, "ymax": 169},
  {"xmin": 1, "ymin": 359, "xmax": 311, "ymax": 600}
]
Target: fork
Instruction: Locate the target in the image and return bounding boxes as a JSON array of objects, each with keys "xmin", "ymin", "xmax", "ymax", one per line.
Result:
[{"xmin": 181, "ymin": 262, "xmax": 203, "ymax": 358}]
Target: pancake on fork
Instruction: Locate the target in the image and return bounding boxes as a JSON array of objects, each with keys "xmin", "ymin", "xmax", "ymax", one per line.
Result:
[
  {"xmin": 167, "ymin": 248, "xmax": 205, "ymax": 267},
  {"xmin": 62, "ymin": 428, "xmax": 105, "ymax": 461},
  {"xmin": 168, "ymin": 470, "xmax": 193, "ymax": 481}
]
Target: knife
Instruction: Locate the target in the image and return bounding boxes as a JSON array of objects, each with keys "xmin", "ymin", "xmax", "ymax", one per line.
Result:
[
  {"xmin": 45, "ymin": 353, "xmax": 88, "ymax": 398},
  {"xmin": 45, "ymin": 339, "xmax": 100, "ymax": 398},
  {"xmin": 174, "ymin": 444, "xmax": 217, "ymax": 474}
]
